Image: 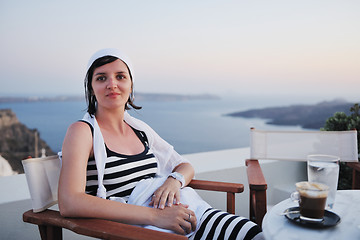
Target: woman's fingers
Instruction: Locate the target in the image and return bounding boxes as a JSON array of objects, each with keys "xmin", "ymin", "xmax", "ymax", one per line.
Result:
[
  {"xmin": 180, "ymin": 218, "xmax": 193, "ymax": 234},
  {"xmin": 158, "ymin": 191, "xmax": 169, "ymax": 209},
  {"xmin": 174, "ymin": 190, "xmax": 181, "ymax": 205},
  {"xmin": 167, "ymin": 192, "xmax": 175, "ymax": 207},
  {"xmin": 180, "ymin": 203, "xmax": 189, "ymax": 208},
  {"xmin": 149, "ymin": 191, "xmax": 178, "ymax": 209},
  {"xmin": 188, "ymin": 211, "xmax": 197, "ymax": 231},
  {"xmin": 149, "ymin": 191, "xmax": 161, "ymax": 208},
  {"xmin": 180, "ymin": 210, "xmax": 197, "ymax": 234},
  {"xmin": 150, "ymin": 190, "xmax": 168, "ymax": 209}
]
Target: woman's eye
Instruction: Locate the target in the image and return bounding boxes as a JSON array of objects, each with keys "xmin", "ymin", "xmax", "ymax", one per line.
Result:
[
  {"xmin": 96, "ymin": 76, "xmax": 106, "ymax": 81},
  {"xmin": 116, "ymin": 75, "xmax": 125, "ymax": 80}
]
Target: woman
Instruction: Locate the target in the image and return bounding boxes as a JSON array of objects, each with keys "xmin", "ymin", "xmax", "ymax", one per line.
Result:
[{"xmin": 58, "ymin": 48, "xmax": 264, "ymax": 240}]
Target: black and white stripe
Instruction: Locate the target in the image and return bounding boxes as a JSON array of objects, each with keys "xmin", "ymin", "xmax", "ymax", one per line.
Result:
[
  {"xmin": 85, "ymin": 128, "xmax": 158, "ymax": 200},
  {"xmin": 190, "ymin": 208, "xmax": 262, "ymax": 240}
]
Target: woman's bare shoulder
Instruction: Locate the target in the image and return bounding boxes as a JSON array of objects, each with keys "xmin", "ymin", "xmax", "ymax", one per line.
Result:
[
  {"xmin": 63, "ymin": 121, "xmax": 93, "ymax": 147},
  {"xmin": 62, "ymin": 121, "xmax": 94, "ymax": 160},
  {"xmin": 67, "ymin": 121, "xmax": 92, "ymax": 134}
]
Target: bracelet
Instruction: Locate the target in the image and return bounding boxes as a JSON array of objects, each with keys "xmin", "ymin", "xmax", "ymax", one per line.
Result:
[{"xmin": 168, "ymin": 172, "xmax": 185, "ymax": 188}]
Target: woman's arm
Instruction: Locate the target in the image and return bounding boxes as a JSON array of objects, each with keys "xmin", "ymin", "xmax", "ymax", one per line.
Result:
[{"xmin": 58, "ymin": 122, "xmax": 196, "ymax": 234}]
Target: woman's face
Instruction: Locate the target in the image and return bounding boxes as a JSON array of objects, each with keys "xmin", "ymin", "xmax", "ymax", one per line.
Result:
[{"xmin": 91, "ymin": 59, "xmax": 132, "ymax": 111}]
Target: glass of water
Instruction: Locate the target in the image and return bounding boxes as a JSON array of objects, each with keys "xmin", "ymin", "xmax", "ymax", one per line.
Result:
[{"xmin": 307, "ymin": 154, "xmax": 340, "ymax": 209}]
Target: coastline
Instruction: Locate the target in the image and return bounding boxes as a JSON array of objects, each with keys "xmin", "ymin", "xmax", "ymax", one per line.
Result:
[{"xmin": 0, "ymin": 93, "xmax": 220, "ymax": 104}]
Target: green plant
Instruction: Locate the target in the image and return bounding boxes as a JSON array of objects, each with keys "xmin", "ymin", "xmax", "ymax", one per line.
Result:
[{"xmin": 321, "ymin": 103, "xmax": 360, "ymax": 189}]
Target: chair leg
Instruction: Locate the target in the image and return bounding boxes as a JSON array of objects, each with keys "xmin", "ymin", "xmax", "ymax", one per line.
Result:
[
  {"xmin": 38, "ymin": 225, "xmax": 47, "ymax": 240},
  {"xmin": 249, "ymin": 189, "xmax": 267, "ymax": 227},
  {"xmin": 38, "ymin": 225, "xmax": 63, "ymax": 240},
  {"xmin": 353, "ymin": 168, "xmax": 360, "ymax": 189},
  {"xmin": 226, "ymin": 192, "xmax": 235, "ymax": 214}
]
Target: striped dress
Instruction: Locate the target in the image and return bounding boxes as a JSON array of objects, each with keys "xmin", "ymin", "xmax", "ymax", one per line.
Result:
[{"xmin": 83, "ymin": 122, "xmax": 263, "ymax": 240}]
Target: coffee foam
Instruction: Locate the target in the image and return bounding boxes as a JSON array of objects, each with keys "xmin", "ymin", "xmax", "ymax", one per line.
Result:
[
  {"xmin": 296, "ymin": 181, "xmax": 329, "ymax": 198},
  {"xmin": 296, "ymin": 181, "xmax": 328, "ymax": 190},
  {"xmin": 299, "ymin": 189, "xmax": 328, "ymax": 198}
]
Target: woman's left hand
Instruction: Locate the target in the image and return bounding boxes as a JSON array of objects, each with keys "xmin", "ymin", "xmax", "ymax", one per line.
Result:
[{"xmin": 149, "ymin": 177, "xmax": 182, "ymax": 209}]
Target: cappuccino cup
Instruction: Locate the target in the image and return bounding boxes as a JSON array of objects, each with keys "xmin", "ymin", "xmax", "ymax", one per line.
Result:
[{"xmin": 291, "ymin": 181, "xmax": 329, "ymax": 222}]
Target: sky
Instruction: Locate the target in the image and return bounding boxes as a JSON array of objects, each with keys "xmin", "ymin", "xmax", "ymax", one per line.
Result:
[{"xmin": 1, "ymin": 0, "xmax": 359, "ymax": 104}]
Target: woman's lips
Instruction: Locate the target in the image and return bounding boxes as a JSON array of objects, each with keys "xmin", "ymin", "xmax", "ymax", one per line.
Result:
[{"xmin": 107, "ymin": 92, "xmax": 121, "ymax": 97}]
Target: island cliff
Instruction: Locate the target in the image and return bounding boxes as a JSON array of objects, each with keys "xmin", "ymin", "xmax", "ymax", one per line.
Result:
[
  {"xmin": 226, "ymin": 99, "xmax": 357, "ymax": 129},
  {"xmin": 0, "ymin": 109, "xmax": 54, "ymax": 174}
]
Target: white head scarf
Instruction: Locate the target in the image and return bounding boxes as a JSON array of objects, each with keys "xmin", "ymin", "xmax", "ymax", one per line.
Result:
[{"xmin": 87, "ymin": 48, "xmax": 134, "ymax": 82}]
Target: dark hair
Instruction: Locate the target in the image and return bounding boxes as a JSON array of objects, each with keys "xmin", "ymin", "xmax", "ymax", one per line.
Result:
[{"xmin": 85, "ymin": 56, "xmax": 141, "ymax": 115}]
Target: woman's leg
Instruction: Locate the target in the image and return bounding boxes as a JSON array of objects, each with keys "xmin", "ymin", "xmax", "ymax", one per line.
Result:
[{"xmin": 189, "ymin": 208, "xmax": 264, "ymax": 240}]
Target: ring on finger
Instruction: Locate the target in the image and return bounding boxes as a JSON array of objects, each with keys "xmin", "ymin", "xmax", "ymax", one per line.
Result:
[{"xmin": 188, "ymin": 213, "xmax": 191, "ymax": 221}]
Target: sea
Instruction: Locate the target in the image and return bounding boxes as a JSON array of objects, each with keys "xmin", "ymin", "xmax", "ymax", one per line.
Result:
[{"xmin": 0, "ymin": 97, "xmax": 305, "ymax": 155}]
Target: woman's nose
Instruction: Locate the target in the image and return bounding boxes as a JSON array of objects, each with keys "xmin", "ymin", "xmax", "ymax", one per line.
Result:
[{"xmin": 107, "ymin": 77, "xmax": 117, "ymax": 89}]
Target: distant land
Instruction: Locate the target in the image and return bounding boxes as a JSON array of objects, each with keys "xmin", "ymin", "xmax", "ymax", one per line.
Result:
[
  {"xmin": 225, "ymin": 99, "xmax": 359, "ymax": 129},
  {"xmin": 0, "ymin": 92, "xmax": 220, "ymax": 103}
]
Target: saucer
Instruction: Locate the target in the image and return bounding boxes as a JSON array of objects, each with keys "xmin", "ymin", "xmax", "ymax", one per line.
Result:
[{"xmin": 284, "ymin": 207, "xmax": 341, "ymax": 228}]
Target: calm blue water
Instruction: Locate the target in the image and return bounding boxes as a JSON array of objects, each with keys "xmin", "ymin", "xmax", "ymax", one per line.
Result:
[{"xmin": 0, "ymin": 98, "xmax": 304, "ymax": 154}]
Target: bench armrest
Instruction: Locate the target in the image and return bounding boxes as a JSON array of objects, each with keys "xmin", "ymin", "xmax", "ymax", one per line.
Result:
[
  {"xmin": 23, "ymin": 209, "xmax": 187, "ymax": 240},
  {"xmin": 188, "ymin": 179, "xmax": 244, "ymax": 193}
]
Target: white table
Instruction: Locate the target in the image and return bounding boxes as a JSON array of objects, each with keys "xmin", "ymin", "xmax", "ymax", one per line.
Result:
[{"xmin": 262, "ymin": 190, "xmax": 360, "ymax": 240}]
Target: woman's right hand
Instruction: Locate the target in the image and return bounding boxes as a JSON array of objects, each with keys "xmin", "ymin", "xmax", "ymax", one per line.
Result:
[{"xmin": 154, "ymin": 204, "xmax": 197, "ymax": 235}]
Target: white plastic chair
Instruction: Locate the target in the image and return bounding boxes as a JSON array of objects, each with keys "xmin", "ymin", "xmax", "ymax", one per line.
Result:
[
  {"xmin": 250, "ymin": 128, "xmax": 358, "ymax": 162},
  {"xmin": 245, "ymin": 128, "xmax": 359, "ymax": 225},
  {"xmin": 22, "ymin": 155, "xmax": 61, "ymax": 212}
]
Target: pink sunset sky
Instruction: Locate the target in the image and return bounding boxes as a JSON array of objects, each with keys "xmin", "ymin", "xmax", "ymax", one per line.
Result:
[{"xmin": 1, "ymin": 0, "xmax": 359, "ymax": 103}]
